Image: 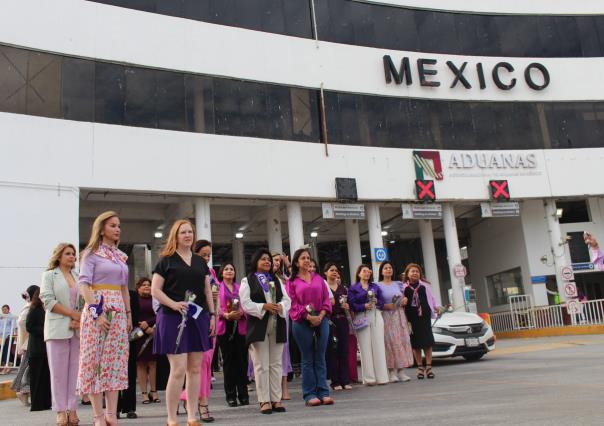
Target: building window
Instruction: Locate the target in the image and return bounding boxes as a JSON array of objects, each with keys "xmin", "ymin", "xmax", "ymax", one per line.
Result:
[
  {"xmin": 557, "ymin": 200, "xmax": 590, "ymax": 224},
  {"xmin": 486, "ymin": 267, "xmax": 523, "ymax": 307}
]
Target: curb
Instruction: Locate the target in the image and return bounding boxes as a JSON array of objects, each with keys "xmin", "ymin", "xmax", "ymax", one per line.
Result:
[{"xmin": 495, "ymin": 324, "xmax": 604, "ymax": 339}]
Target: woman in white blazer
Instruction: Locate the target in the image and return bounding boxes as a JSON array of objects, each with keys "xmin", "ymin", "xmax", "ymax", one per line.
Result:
[{"xmin": 40, "ymin": 243, "xmax": 82, "ymax": 426}]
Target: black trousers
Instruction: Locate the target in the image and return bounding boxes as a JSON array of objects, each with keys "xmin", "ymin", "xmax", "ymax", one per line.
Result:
[
  {"xmin": 326, "ymin": 316, "xmax": 350, "ymax": 387},
  {"xmin": 28, "ymin": 354, "xmax": 51, "ymax": 411},
  {"xmin": 217, "ymin": 323, "xmax": 248, "ymax": 403},
  {"xmin": 118, "ymin": 343, "xmax": 137, "ymax": 414}
]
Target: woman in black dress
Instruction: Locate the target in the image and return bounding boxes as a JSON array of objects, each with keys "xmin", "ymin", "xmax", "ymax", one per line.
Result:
[
  {"xmin": 402, "ymin": 263, "xmax": 441, "ymax": 380},
  {"xmin": 25, "ymin": 286, "xmax": 52, "ymax": 411}
]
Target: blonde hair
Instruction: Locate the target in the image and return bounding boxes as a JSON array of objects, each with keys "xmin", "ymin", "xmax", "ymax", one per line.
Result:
[
  {"xmin": 84, "ymin": 211, "xmax": 120, "ymax": 255},
  {"xmin": 47, "ymin": 243, "xmax": 77, "ymax": 270},
  {"xmin": 161, "ymin": 219, "xmax": 196, "ymax": 257}
]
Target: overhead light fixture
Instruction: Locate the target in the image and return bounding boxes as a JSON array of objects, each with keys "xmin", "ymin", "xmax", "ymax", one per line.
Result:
[
  {"xmin": 555, "ymin": 208, "xmax": 564, "ymax": 218},
  {"xmin": 310, "ymin": 231, "xmax": 318, "ymax": 238},
  {"xmin": 154, "ymin": 232, "xmax": 163, "ymax": 239},
  {"xmin": 381, "ymin": 231, "xmax": 388, "ymax": 236},
  {"xmin": 235, "ymin": 232, "xmax": 244, "ymax": 239},
  {"xmin": 361, "ymin": 254, "xmax": 367, "ymax": 258},
  {"xmin": 389, "ymin": 240, "xmax": 396, "ymax": 244}
]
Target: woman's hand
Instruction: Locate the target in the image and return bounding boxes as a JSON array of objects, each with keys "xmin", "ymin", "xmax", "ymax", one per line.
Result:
[
  {"xmin": 227, "ymin": 311, "xmax": 242, "ymax": 321},
  {"xmin": 127, "ymin": 314, "xmax": 133, "ymax": 333},
  {"xmin": 307, "ymin": 315, "xmax": 322, "ymax": 327},
  {"xmin": 365, "ymin": 302, "xmax": 374, "ymax": 311},
  {"xmin": 145, "ymin": 326, "xmax": 154, "ymax": 335},
  {"xmin": 96, "ymin": 314, "xmax": 111, "ymax": 333},
  {"xmin": 400, "ymin": 297, "xmax": 408, "ymax": 307},
  {"xmin": 209, "ymin": 316, "xmax": 216, "ymax": 336},
  {"xmin": 341, "ymin": 302, "xmax": 350, "ymax": 311},
  {"xmin": 172, "ymin": 301, "xmax": 189, "ymax": 315},
  {"xmin": 263, "ymin": 303, "xmax": 281, "ymax": 315},
  {"xmin": 139, "ymin": 320, "xmax": 149, "ymax": 330},
  {"xmin": 69, "ymin": 320, "xmax": 80, "ymax": 330},
  {"xmin": 70, "ymin": 311, "xmax": 81, "ymax": 322}
]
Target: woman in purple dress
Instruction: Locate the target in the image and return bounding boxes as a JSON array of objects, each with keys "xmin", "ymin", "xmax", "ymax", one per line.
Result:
[
  {"xmin": 271, "ymin": 252, "xmax": 293, "ymax": 400},
  {"xmin": 77, "ymin": 211, "xmax": 131, "ymax": 426},
  {"xmin": 151, "ymin": 220, "xmax": 216, "ymax": 426},
  {"xmin": 134, "ymin": 277, "xmax": 158, "ymax": 404}
]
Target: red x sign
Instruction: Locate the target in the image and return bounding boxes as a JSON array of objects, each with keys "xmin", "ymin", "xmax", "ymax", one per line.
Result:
[
  {"xmin": 415, "ymin": 179, "xmax": 436, "ymax": 202},
  {"xmin": 489, "ymin": 180, "xmax": 510, "ymax": 201}
]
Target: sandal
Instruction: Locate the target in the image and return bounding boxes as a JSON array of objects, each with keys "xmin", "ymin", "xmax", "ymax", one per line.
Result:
[
  {"xmin": 426, "ymin": 365, "xmax": 435, "ymax": 379},
  {"xmin": 332, "ymin": 385, "xmax": 343, "ymax": 391},
  {"xmin": 343, "ymin": 384, "xmax": 353, "ymax": 390},
  {"xmin": 141, "ymin": 392, "xmax": 151, "ymax": 404},
  {"xmin": 260, "ymin": 402, "xmax": 272, "ymax": 414},
  {"xmin": 149, "ymin": 390, "xmax": 161, "ymax": 403},
  {"xmin": 417, "ymin": 366, "xmax": 425, "ymax": 380},
  {"xmin": 56, "ymin": 411, "xmax": 68, "ymax": 426},
  {"xmin": 271, "ymin": 402, "xmax": 286, "ymax": 413},
  {"xmin": 305, "ymin": 398, "xmax": 321, "ymax": 407},
  {"xmin": 198, "ymin": 404, "xmax": 215, "ymax": 423},
  {"xmin": 67, "ymin": 410, "xmax": 80, "ymax": 426},
  {"xmin": 321, "ymin": 396, "xmax": 335, "ymax": 405}
]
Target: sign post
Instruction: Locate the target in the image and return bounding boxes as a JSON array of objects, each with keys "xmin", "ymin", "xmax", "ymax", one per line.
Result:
[{"xmin": 373, "ymin": 248, "xmax": 389, "ymax": 263}]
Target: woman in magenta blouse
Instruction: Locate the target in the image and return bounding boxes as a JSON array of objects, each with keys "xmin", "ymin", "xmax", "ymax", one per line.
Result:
[{"xmin": 289, "ymin": 249, "xmax": 334, "ymax": 407}]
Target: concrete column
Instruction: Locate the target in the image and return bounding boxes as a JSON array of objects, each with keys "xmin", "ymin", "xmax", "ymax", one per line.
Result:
[
  {"xmin": 266, "ymin": 204, "xmax": 283, "ymax": 254},
  {"xmin": 418, "ymin": 219, "xmax": 442, "ymax": 305},
  {"xmin": 287, "ymin": 201, "xmax": 305, "ymax": 254},
  {"xmin": 131, "ymin": 244, "xmax": 152, "ymax": 289},
  {"xmin": 366, "ymin": 203, "xmax": 384, "ymax": 279},
  {"xmin": 232, "ymin": 239, "xmax": 245, "ymax": 282},
  {"xmin": 442, "ymin": 204, "xmax": 466, "ymax": 312},
  {"xmin": 544, "ymin": 199, "xmax": 570, "ymax": 302},
  {"xmin": 195, "ymin": 198, "xmax": 212, "ymax": 266},
  {"xmin": 345, "ymin": 219, "xmax": 363, "ymax": 285}
]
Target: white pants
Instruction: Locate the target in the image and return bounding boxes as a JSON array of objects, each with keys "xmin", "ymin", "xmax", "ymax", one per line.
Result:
[
  {"xmin": 356, "ymin": 310, "xmax": 388, "ymax": 384},
  {"xmin": 248, "ymin": 321, "xmax": 284, "ymax": 403}
]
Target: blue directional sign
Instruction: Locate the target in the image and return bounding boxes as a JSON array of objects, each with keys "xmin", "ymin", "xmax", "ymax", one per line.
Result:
[{"xmin": 374, "ymin": 247, "xmax": 389, "ymax": 263}]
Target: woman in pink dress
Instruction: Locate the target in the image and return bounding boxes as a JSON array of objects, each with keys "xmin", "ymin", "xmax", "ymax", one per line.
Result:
[{"xmin": 77, "ymin": 211, "xmax": 131, "ymax": 426}]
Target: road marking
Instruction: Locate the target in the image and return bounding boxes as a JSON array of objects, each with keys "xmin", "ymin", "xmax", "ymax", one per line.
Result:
[{"xmin": 492, "ymin": 341, "xmax": 589, "ymax": 356}]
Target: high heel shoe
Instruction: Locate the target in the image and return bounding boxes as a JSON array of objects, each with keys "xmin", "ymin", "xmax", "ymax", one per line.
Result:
[
  {"xmin": 198, "ymin": 404, "xmax": 214, "ymax": 423},
  {"xmin": 67, "ymin": 410, "xmax": 80, "ymax": 426},
  {"xmin": 176, "ymin": 399, "xmax": 187, "ymax": 416},
  {"xmin": 56, "ymin": 411, "xmax": 68, "ymax": 426}
]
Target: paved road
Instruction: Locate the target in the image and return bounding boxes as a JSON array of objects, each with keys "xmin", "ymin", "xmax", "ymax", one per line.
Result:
[{"xmin": 2, "ymin": 334, "xmax": 603, "ymax": 425}]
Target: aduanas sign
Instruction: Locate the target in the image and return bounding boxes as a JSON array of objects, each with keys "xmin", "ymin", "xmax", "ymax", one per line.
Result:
[
  {"xmin": 384, "ymin": 55, "xmax": 550, "ymax": 91},
  {"xmin": 449, "ymin": 152, "xmax": 537, "ymax": 169}
]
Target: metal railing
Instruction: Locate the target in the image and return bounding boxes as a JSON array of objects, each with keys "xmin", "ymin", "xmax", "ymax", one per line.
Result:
[
  {"xmin": 490, "ymin": 298, "xmax": 604, "ymax": 333},
  {"xmin": 0, "ymin": 314, "xmax": 18, "ymax": 371}
]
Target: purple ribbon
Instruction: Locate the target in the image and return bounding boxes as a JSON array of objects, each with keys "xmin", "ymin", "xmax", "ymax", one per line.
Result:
[
  {"xmin": 255, "ymin": 273, "xmax": 271, "ymax": 292},
  {"xmin": 88, "ymin": 294, "xmax": 104, "ymax": 319}
]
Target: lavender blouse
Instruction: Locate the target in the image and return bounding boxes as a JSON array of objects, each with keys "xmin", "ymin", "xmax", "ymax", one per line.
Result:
[{"xmin": 78, "ymin": 244, "xmax": 129, "ymax": 287}]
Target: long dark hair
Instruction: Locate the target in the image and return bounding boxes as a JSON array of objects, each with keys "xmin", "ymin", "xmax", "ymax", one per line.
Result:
[
  {"xmin": 323, "ymin": 262, "xmax": 340, "ymax": 280},
  {"xmin": 354, "ymin": 264, "xmax": 373, "ymax": 283},
  {"xmin": 290, "ymin": 248, "xmax": 312, "ymax": 281},
  {"xmin": 378, "ymin": 261, "xmax": 396, "ymax": 282},
  {"xmin": 30, "ymin": 287, "xmax": 43, "ymax": 310},
  {"xmin": 250, "ymin": 248, "xmax": 273, "ymax": 275},
  {"xmin": 194, "ymin": 239, "xmax": 212, "ymax": 253}
]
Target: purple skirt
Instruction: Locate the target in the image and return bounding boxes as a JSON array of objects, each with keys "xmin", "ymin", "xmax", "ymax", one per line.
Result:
[{"xmin": 153, "ymin": 308, "xmax": 213, "ymax": 355}]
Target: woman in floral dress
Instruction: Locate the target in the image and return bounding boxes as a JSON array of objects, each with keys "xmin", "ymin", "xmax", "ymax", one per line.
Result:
[
  {"xmin": 78, "ymin": 211, "xmax": 131, "ymax": 426},
  {"xmin": 377, "ymin": 261, "xmax": 413, "ymax": 383}
]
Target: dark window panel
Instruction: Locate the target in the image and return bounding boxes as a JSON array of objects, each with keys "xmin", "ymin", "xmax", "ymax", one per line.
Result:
[
  {"xmin": 213, "ymin": 78, "xmax": 240, "ymax": 136},
  {"xmin": 554, "ymin": 17, "xmax": 582, "ymax": 57},
  {"xmin": 337, "ymin": 93, "xmax": 361, "ymax": 146},
  {"xmin": 156, "ymin": 0, "xmax": 183, "ymax": 18},
  {"xmin": 62, "ymin": 57, "xmax": 94, "ymax": 122},
  {"xmin": 156, "ymin": 69, "xmax": 185, "ymax": 131},
  {"xmin": 324, "ymin": 91, "xmax": 343, "ymax": 145},
  {"xmin": 472, "ymin": 14, "xmax": 501, "ymax": 56},
  {"xmin": 266, "ymin": 84, "xmax": 293, "ymax": 140},
  {"xmin": 536, "ymin": 16, "xmax": 559, "ymax": 57},
  {"xmin": 0, "ymin": 45, "xmax": 28, "ymax": 114},
  {"xmin": 184, "ymin": 74, "xmax": 214, "ymax": 133},
  {"xmin": 291, "ymin": 87, "xmax": 318, "ymax": 141},
  {"xmin": 282, "ymin": 0, "xmax": 313, "ymax": 39},
  {"xmin": 470, "ymin": 102, "xmax": 498, "ymax": 149},
  {"xmin": 575, "ymin": 17, "xmax": 602, "ymax": 57},
  {"xmin": 26, "ymin": 51, "xmax": 62, "ymax": 118},
  {"xmin": 181, "ymin": 0, "xmax": 212, "ymax": 21},
  {"xmin": 94, "ymin": 62, "xmax": 125, "ymax": 125},
  {"xmin": 511, "ymin": 103, "xmax": 541, "ymax": 149},
  {"xmin": 124, "ymin": 67, "xmax": 157, "ymax": 128},
  {"xmin": 350, "ymin": 3, "xmax": 376, "ymax": 49}
]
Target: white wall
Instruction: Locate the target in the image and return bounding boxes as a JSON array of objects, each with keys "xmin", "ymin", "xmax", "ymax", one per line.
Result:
[
  {"xmin": 1, "ymin": 0, "xmax": 604, "ymax": 101},
  {"xmin": 468, "ymin": 217, "xmax": 530, "ymax": 312},
  {"xmin": 0, "ymin": 182, "xmax": 79, "ymax": 313},
  {"xmin": 362, "ymin": 0, "xmax": 604, "ymax": 14}
]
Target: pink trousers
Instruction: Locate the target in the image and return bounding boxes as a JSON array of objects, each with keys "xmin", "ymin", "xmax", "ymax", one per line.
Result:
[
  {"xmin": 180, "ymin": 336, "xmax": 216, "ymax": 400},
  {"xmin": 47, "ymin": 336, "xmax": 80, "ymax": 411}
]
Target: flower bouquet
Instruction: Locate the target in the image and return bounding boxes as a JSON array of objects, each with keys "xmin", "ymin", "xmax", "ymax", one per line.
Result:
[
  {"xmin": 228, "ymin": 297, "xmax": 240, "ymax": 341},
  {"xmin": 174, "ymin": 290, "xmax": 197, "ymax": 353},
  {"xmin": 305, "ymin": 304, "xmax": 320, "ymax": 349}
]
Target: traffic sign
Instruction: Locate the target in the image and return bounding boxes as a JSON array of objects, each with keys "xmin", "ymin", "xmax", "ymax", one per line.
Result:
[
  {"xmin": 373, "ymin": 248, "xmax": 389, "ymax": 263},
  {"xmin": 564, "ymin": 282, "xmax": 578, "ymax": 298},
  {"xmin": 561, "ymin": 266, "xmax": 574, "ymax": 281},
  {"xmin": 567, "ymin": 300, "xmax": 581, "ymax": 315},
  {"xmin": 322, "ymin": 203, "xmax": 365, "ymax": 220},
  {"xmin": 489, "ymin": 180, "xmax": 510, "ymax": 201},
  {"xmin": 453, "ymin": 264, "xmax": 467, "ymax": 278},
  {"xmin": 401, "ymin": 203, "xmax": 443, "ymax": 219},
  {"xmin": 415, "ymin": 179, "xmax": 436, "ymax": 202}
]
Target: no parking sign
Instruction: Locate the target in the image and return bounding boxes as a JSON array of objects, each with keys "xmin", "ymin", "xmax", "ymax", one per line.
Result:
[{"xmin": 374, "ymin": 248, "xmax": 389, "ymax": 263}]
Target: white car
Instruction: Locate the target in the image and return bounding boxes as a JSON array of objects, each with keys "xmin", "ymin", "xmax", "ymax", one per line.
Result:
[{"xmin": 431, "ymin": 311, "xmax": 496, "ymax": 361}]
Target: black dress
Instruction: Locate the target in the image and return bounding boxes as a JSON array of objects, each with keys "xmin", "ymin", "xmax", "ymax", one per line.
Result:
[
  {"xmin": 403, "ymin": 284, "xmax": 435, "ymax": 350},
  {"xmin": 25, "ymin": 304, "xmax": 51, "ymax": 411},
  {"xmin": 118, "ymin": 290, "xmax": 140, "ymax": 415}
]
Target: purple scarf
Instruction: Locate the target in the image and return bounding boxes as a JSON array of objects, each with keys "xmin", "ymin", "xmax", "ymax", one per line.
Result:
[{"xmin": 255, "ymin": 273, "xmax": 272, "ymax": 293}]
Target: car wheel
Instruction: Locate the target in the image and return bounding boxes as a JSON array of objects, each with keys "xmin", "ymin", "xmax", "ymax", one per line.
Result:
[{"xmin": 462, "ymin": 353, "xmax": 484, "ymax": 361}]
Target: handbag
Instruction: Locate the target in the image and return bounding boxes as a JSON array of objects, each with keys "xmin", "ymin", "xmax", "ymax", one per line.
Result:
[{"xmin": 351, "ymin": 315, "xmax": 369, "ymax": 331}]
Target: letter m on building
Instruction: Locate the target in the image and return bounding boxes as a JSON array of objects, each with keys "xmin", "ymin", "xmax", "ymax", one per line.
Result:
[{"xmin": 383, "ymin": 55, "xmax": 412, "ymax": 85}]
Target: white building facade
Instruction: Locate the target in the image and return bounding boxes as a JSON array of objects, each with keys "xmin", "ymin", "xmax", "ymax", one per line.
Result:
[{"xmin": 2, "ymin": 0, "xmax": 604, "ymax": 313}]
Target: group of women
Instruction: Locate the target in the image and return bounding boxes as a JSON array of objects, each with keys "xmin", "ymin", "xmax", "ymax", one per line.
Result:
[{"xmin": 22, "ymin": 211, "xmax": 443, "ymax": 426}]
